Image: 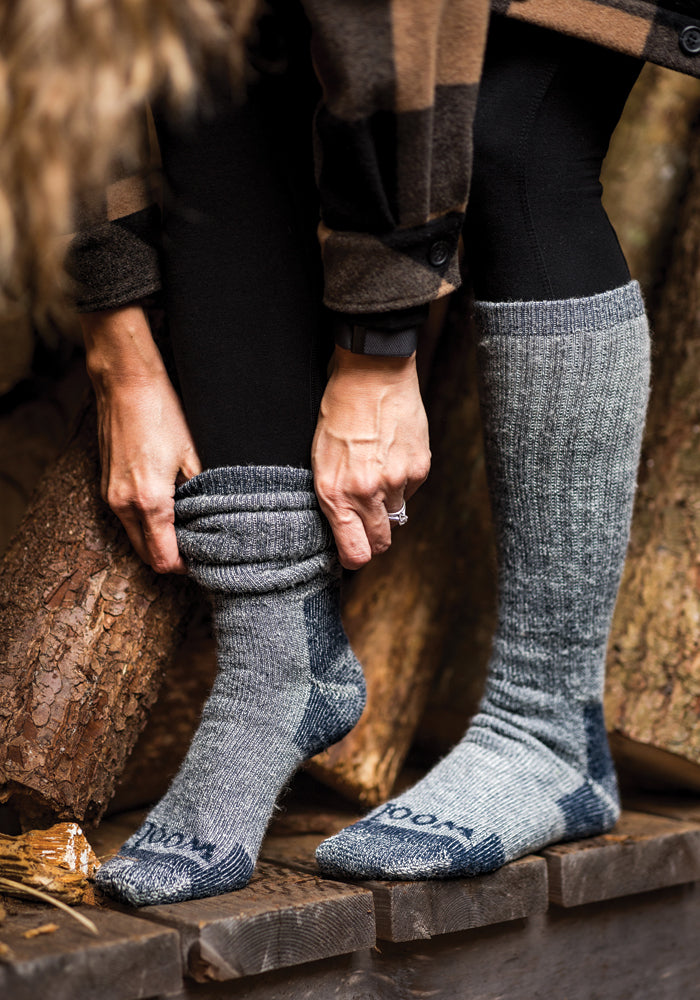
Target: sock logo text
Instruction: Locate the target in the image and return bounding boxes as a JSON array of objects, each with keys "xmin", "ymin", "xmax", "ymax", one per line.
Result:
[
  {"xmin": 371, "ymin": 803, "xmax": 473, "ymax": 839},
  {"xmin": 132, "ymin": 822, "xmax": 216, "ymax": 862}
]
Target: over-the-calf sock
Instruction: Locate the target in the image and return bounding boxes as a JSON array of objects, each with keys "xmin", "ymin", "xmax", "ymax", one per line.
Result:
[
  {"xmin": 316, "ymin": 281, "xmax": 650, "ymax": 880},
  {"xmin": 96, "ymin": 466, "xmax": 365, "ymax": 905}
]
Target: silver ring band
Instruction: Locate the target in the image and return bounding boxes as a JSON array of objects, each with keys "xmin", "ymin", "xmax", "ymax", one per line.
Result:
[{"xmin": 387, "ymin": 500, "xmax": 408, "ymax": 526}]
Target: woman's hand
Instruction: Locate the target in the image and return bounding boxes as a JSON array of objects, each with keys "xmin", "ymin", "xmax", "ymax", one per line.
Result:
[
  {"xmin": 312, "ymin": 346, "xmax": 430, "ymax": 570},
  {"xmin": 80, "ymin": 306, "xmax": 202, "ymax": 574}
]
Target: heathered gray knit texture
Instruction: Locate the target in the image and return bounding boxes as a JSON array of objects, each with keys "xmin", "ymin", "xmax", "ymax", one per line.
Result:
[
  {"xmin": 316, "ymin": 281, "xmax": 650, "ymax": 880},
  {"xmin": 96, "ymin": 466, "xmax": 365, "ymax": 905}
]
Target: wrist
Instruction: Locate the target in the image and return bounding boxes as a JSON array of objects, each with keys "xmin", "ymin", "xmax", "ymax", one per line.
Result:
[
  {"xmin": 80, "ymin": 306, "xmax": 167, "ymax": 388},
  {"xmin": 331, "ymin": 345, "xmax": 417, "ymax": 386}
]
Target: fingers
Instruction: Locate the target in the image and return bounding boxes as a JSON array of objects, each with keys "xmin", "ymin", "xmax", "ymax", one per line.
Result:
[
  {"xmin": 384, "ymin": 483, "xmax": 407, "ymax": 526},
  {"xmin": 316, "ymin": 478, "xmax": 401, "ymax": 570},
  {"xmin": 359, "ymin": 493, "xmax": 392, "ymax": 557},
  {"xmin": 141, "ymin": 515, "xmax": 188, "ymax": 575},
  {"xmin": 108, "ymin": 492, "xmax": 187, "ymax": 575},
  {"xmin": 319, "ymin": 502, "xmax": 372, "ymax": 571},
  {"xmin": 404, "ymin": 453, "xmax": 431, "ymax": 501},
  {"xmin": 178, "ymin": 450, "xmax": 203, "ymax": 484}
]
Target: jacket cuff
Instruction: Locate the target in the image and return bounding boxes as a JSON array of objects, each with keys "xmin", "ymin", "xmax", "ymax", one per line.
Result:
[{"xmin": 66, "ymin": 205, "xmax": 162, "ymax": 313}]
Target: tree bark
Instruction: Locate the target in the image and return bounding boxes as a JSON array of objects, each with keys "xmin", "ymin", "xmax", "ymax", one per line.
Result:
[
  {"xmin": 604, "ymin": 103, "xmax": 700, "ymax": 790},
  {"xmin": 0, "ymin": 402, "xmax": 195, "ymax": 827}
]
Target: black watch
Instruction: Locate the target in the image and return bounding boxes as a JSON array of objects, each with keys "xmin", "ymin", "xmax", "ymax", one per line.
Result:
[{"xmin": 333, "ymin": 322, "xmax": 418, "ymax": 358}]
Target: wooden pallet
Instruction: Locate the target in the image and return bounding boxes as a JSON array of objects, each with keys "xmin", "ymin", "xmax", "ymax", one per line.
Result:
[{"xmin": 1, "ymin": 794, "xmax": 699, "ymax": 1000}]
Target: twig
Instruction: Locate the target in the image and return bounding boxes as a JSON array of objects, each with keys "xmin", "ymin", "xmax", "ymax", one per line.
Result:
[{"xmin": 0, "ymin": 878, "xmax": 98, "ymax": 936}]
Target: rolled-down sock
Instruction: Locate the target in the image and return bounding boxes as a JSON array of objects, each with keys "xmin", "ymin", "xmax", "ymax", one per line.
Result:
[
  {"xmin": 96, "ymin": 466, "xmax": 365, "ymax": 905},
  {"xmin": 316, "ymin": 281, "xmax": 650, "ymax": 880}
]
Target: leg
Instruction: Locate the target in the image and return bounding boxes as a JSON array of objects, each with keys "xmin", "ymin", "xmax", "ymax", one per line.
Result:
[
  {"xmin": 96, "ymin": 15, "xmax": 365, "ymax": 906},
  {"xmin": 315, "ymin": 20, "xmax": 650, "ymax": 879},
  {"xmin": 155, "ymin": 8, "xmax": 328, "ymax": 469}
]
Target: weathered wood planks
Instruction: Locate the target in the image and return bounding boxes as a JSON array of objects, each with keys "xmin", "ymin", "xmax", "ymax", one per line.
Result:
[
  {"xmin": 158, "ymin": 883, "xmax": 700, "ymax": 1000},
  {"xmin": 622, "ymin": 793, "xmax": 700, "ymax": 824},
  {"xmin": 261, "ymin": 833, "xmax": 548, "ymax": 942},
  {"xmin": 3, "ymin": 801, "xmax": 700, "ymax": 998},
  {"xmin": 139, "ymin": 860, "xmax": 376, "ymax": 982},
  {"xmin": 544, "ymin": 809, "xmax": 700, "ymax": 907},
  {"xmin": 0, "ymin": 897, "xmax": 181, "ymax": 1000},
  {"xmin": 364, "ymin": 855, "xmax": 548, "ymax": 942}
]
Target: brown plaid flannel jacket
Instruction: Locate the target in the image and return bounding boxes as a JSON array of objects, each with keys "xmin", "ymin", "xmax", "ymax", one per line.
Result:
[
  {"xmin": 69, "ymin": 0, "xmax": 700, "ymax": 326},
  {"xmin": 495, "ymin": 0, "xmax": 700, "ymax": 77}
]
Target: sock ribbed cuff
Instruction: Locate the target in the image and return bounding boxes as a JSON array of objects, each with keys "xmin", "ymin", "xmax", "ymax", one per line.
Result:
[
  {"xmin": 175, "ymin": 465, "xmax": 315, "ymax": 503},
  {"xmin": 174, "ymin": 465, "xmax": 335, "ymax": 594},
  {"xmin": 474, "ymin": 280, "xmax": 645, "ymax": 337}
]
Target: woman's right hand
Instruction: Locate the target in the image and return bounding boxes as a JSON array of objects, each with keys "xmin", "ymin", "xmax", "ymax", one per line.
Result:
[{"xmin": 80, "ymin": 306, "xmax": 202, "ymax": 574}]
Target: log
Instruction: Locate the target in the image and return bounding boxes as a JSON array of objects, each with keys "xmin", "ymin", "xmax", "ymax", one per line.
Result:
[
  {"xmin": 108, "ymin": 611, "xmax": 215, "ymax": 814},
  {"xmin": 0, "ymin": 360, "xmax": 87, "ymax": 556},
  {"xmin": 604, "ymin": 103, "xmax": 700, "ymax": 787},
  {"xmin": 601, "ymin": 65, "xmax": 700, "ymax": 298},
  {"xmin": 0, "ymin": 402, "xmax": 195, "ymax": 826}
]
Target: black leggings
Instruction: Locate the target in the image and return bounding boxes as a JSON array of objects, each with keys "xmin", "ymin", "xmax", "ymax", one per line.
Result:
[
  {"xmin": 465, "ymin": 17, "xmax": 642, "ymax": 301},
  {"xmin": 154, "ymin": 5, "xmax": 325, "ymax": 471},
  {"xmin": 159, "ymin": 17, "xmax": 642, "ymax": 470}
]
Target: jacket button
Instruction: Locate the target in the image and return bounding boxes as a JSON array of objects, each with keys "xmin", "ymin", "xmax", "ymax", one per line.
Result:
[
  {"xmin": 428, "ymin": 240, "xmax": 450, "ymax": 267},
  {"xmin": 680, "ymin": 25, "xmax": 700, "ymax": 55}
]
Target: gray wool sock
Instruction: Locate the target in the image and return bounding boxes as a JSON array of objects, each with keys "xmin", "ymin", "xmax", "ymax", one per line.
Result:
[
  {"xmin": 96, "ymin": 466, "xmax": 365, "ymax": 905},
  {"xmin": 316, "ymin": 281, "xmax": 650, "ymax": 880}
]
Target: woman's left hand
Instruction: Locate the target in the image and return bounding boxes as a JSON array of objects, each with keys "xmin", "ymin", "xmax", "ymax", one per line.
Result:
[{"xmin": 312, "ymin": 346, "xmax": 430, "ymax": 570}]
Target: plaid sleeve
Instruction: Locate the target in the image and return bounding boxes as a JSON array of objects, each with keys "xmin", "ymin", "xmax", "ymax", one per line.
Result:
[
  {"xmin": 495, "ymin": 0, "xmax": 700, "ymax": 80},
  {"xmin": 302, "ymin": 0, "xmax": 490, "ymax": 317},
  {"xmin": 66, "ymin": 113, "xmax": 162, "ymax": 313}
]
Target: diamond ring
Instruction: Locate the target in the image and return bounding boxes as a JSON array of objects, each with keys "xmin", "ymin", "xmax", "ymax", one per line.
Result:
[{"xmin": 387, "ymin": 500, "xmax": 408, "ymax": 526}]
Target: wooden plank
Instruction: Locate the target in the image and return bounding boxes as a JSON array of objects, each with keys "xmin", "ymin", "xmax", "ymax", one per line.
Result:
[
  {"xmin": 261, "ymin": 831, "xmax": 547, "ymax": 942},
  {"xmin": 0, "ymin": 896, "xmax": 182, "ymax": 1000},
  {"xmin": 159, "ymin": 881, "xmax": 700, "ymax": 1000},
  {"xmin": 139, "ymin": 859, "xmax": 376, "ymax": 982},
  {"xmin": 363, "ymin": 856, "xmax": 548, "ymax": 942},
  {"xmin": 544, "ymin": 809, "xmax": 700, "ymax": 907}
]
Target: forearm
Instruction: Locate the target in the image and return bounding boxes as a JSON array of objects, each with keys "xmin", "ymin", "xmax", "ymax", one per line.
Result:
[{"xmin": 80, "ymin": 305, "xmax": 167, "ymax": 388}]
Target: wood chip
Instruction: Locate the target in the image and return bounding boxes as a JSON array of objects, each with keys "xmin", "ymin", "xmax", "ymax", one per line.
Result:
[
  {"xmin": 22, "ymin": 923, "xmax": 59, "ymax": 939},
  {"xmin": 0, "ymin": 941, "xmax": 15, "ymax": 963},
  {"xmin": 0, "ymin": 822, "xmax": 98, "ymax": 904}
]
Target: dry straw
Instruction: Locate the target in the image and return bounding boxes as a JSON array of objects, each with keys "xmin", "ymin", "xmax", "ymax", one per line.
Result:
[{"xmin": 0, "ymin": 0, "xmax": 258, "ymax": 326}]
